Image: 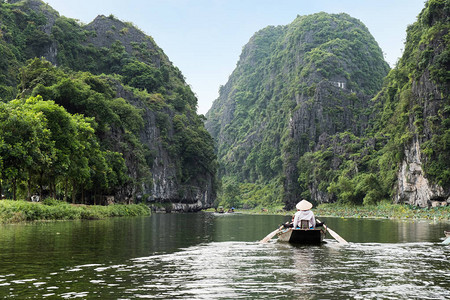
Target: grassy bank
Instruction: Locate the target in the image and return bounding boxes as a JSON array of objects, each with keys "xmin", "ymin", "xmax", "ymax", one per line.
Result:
[
  {"xmin": 0, "ymin": 199, "xmax": 151, "ymax": 224},
  {"xmin": 228, "ymin": 203, "xmax": 450, "ymax": 221}
]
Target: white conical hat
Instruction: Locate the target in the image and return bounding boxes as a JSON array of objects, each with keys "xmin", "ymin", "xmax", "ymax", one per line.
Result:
[{"xmin": 296, "ymin": 199, "xmax": 313, "ymax": 211}]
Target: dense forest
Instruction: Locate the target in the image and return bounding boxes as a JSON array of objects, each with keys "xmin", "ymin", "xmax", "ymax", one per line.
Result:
[
  {"xmin": 0, "ymin": 0, "xmax": 217, "ymax": 209},
  {"xmin": 206, "ymin": 0, "xmax": 449, "ymax": 209}
]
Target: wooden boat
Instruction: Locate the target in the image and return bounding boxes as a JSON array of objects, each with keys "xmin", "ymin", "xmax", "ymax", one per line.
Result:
[{"xmin": 277, "ymin": 227, "xmax": 326, "ymax": 244}]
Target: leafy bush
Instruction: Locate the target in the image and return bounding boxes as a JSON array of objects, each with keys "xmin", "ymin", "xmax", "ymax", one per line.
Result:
[{"xmin": 0, "ymin": 200, "xmax": 151, "ymax": 223}]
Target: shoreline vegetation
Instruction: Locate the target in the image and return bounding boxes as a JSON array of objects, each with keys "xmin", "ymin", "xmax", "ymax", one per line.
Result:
[
  {"xmin": 211, "ymin": 203, "xmax": 450, "ymax": 221},
  {"xmin": 0, "ymin": 199, "xmax": 151, "ymax": 224},
  {"xmin": 1, "ymin": 199, "xmax": 448, "ymax": 224}
]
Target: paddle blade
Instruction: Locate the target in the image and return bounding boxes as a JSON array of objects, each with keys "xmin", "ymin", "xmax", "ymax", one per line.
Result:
[
  {"xmin": 443, "ymin": 237, "xmax": 450, "ymax": 245},
  {"xmin": 316, "ymin": 218, "xmax": 348, "ymax": 245},
  {"xmin": 260, "ymin": 228, "xmax": 281, "ymax": 243},
  {"xmin": 326, "ymin": 227, "xmax": 348, "ymax": 245}
]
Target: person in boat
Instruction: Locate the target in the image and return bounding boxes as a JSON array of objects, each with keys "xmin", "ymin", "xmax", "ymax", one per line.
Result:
[{"xmin": 293, "ymin": 199, "xmax": 316, "ymax": 229}]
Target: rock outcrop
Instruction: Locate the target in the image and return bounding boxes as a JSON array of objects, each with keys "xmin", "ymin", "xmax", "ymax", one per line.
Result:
[
  {"xmin": 396, "ymin": 139, "xmax": 448, "ymax": 207},
  {"xmin": 284, "ymin": 81, "xmax": 374, "ymax": 207}
]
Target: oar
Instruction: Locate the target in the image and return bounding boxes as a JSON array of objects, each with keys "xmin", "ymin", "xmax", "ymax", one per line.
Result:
[
  {"xmin": 317, "ymin": 218, "xmax": 348, "ymax": 245},
  {"xmin": 260, "ymin": 226, "xmax": 283, "ymax": 243}
]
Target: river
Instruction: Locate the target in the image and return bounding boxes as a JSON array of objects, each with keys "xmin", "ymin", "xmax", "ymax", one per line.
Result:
[{"xmin": 0, "ymin": 213, "xmax": 448, "ymax": 299}]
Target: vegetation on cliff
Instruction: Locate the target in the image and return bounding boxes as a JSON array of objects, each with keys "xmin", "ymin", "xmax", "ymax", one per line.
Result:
[
  {"xmin": 0, "ymin": 0, "xmax": 216, "ymax": 205},
  {"xmin": 208, "ymin": 0, "xmax": 448, "ymax": 210},
  {"xmin": 206, "ymin": 12, "xmax": 390, "ymax": 209},
  {"xmin": 377, "ymin": 0, "xmax": 450, "ymax": 188},
  {"xmin": 301, "ymin": 0, "xmax": 449, "ymax": 207}
]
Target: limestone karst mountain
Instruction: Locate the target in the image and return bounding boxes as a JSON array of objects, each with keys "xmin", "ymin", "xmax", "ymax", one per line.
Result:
[
  {"xmin": 205, "ymin": 12, "xmax": 390, "ymax": 208},
  {"xmin": 0, "ymin": 0, "xmax": 217, "ymax": 210}
]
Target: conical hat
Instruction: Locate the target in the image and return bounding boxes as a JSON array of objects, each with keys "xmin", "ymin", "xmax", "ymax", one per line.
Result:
[{"xmin": 296, "ymin": 199, "xmax": 313, "ymax": 211}]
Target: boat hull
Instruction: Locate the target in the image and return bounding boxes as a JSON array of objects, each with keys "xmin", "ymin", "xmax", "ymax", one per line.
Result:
[{"xmin": 277, "ymin": 228, "xmax": 326, "ymax": 244}]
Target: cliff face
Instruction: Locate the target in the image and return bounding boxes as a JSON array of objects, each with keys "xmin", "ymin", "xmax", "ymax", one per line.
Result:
[
  {"xmin": 396, "ymin": 139, "xmax": 446, "ymax": 207},
  {"xmin": 390, "ymin": 0, "xmax": 450, "ymax": 206},
  {"xmin": 0, "ymin": 0, "xmax": 216, "ymax": 210},
  {"xmin": 114, "ymin": 84, "xmax": 215, "ymax": 211},
  {"xmin": 284, "ymin": 82, "xmax": 373, "ymax": 207}
]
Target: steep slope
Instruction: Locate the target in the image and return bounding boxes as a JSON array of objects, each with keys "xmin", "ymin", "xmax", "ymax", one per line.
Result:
[
  {"xmin": 294, "ymin": 0, "xmax": 449, "ymax": 209},
  {"xmin": 205, "ymin": 12, "xmax": 389, "ymax": 208},
  {"xmin": 0, "ymin": 0, "xmax": 217, "ymax": 210},
  {"xmin": 375, "ymin": 0, "xmax": 449, "ymax": 207}
]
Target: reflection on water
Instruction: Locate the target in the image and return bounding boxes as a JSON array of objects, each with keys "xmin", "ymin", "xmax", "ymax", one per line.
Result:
[{"xmin": 0, "ymin": 213, "xmax": 448, "ymax": 299}]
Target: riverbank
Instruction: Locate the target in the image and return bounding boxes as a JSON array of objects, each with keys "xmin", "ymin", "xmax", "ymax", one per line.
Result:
[
  {"xmin": 314, "ymin": 203, "xmax": 450, "ymax": 220},
  {"xmin": 0, "ymin": 199, "xmax": 151, "ymax": 224},
  {"xmin": 228, "ymin": 202, "xmax": 450, "ymax": 221}
]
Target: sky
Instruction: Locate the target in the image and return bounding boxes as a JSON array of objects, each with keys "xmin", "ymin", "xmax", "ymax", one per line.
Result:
[{"xmin": 42, "ymin": 0, "xmax": 427, "ymax": 115}]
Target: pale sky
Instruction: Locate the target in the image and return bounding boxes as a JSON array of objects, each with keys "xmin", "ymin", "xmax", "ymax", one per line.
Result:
[{"xmin": 43, "ymin": 0, "xmax": 426, "ymax": 115}]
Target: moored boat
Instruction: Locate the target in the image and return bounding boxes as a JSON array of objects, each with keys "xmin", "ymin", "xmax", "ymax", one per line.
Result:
[{"xmin": 277, "ymin": 227, "xmax": 326, "ymax": 244}]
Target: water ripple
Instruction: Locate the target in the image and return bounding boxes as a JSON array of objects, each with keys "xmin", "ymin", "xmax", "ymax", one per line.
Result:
[{"xmin": 0, "ymin": 241, "xmax": 448, "ymax": 299}]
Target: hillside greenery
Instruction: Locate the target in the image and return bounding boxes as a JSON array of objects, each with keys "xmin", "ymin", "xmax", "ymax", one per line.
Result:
[
  {"xmin": 0, "ymin": 0, "xmax": 216, "ymax": 204},
  {"xmin": 293, "ymin": 0, "xmax": 449, "ymax": 206}
]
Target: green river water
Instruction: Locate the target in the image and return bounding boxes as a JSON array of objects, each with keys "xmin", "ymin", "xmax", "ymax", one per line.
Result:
[{"xmin": 0, "ymin": 213, "xmax": 448, "ymax": 299}]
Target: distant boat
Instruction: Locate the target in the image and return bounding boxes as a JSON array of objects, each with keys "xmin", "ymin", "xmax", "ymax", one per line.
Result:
[{"xmin": 277, "ymin": 227, "xmax": 326, "ymax": 244}]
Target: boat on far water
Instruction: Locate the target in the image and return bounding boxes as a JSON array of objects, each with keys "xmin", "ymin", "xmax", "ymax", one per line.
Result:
[{"xmin": 277, "ymin": 227, "xmax": 326, "ymax": 244}]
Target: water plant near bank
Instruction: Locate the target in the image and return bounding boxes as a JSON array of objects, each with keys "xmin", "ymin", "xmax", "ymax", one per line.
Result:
[
  {"xmin": 314, "ymin": 203, "xmax": 450, "ymax": 221},
  {"xmin": 230, "ymin": 203, "xmax": 450, "ymax": 221},
  {"xmin": 0, "ymin": 199, "xmax": 150, "ymax": 223}
]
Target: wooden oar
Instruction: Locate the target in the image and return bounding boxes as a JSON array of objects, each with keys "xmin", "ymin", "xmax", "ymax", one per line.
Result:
[
  {"xmin": 317, "ymin": 219, "xmax": 348, "ymax": 245},
  {"xmin": 260, "ymin": 226, "xmax": 283, "ymax": 243},
  {"xmin": 443, "ymin": 232, "xmax": 450, "ymax": 245}
]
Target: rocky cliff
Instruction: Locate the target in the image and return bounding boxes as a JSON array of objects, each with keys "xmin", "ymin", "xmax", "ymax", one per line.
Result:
[
  {"xmin": 114, "ymin": 83, "xmax": 216, "ymax": 211},
  {"xmin": 290, "ymin": 0, "xmax": 449, "ymax": 208},
  {"xmin": 389, "ymin": 0, "xmax": 450, "ymax": 206}
]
